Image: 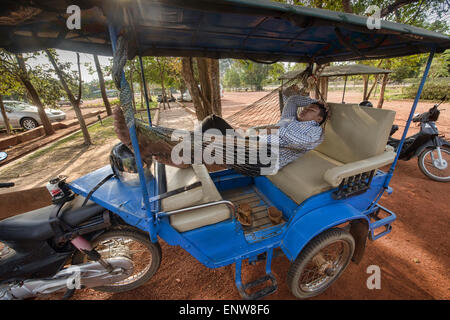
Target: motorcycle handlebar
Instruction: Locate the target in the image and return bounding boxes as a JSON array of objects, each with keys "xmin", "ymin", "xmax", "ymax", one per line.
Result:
[{"xmin": 0, "ymin": 182, "xmax": 15, "ymax": 188}]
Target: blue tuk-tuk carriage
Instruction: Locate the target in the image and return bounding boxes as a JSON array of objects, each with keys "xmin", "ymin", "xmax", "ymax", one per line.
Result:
[{"xmin": 1, "ymin": 0, "xmax": 449, "ymax": 300}]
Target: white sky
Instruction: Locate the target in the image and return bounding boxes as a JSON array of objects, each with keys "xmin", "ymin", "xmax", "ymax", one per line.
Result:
[{"xmin": 27, "ymin": 49, "xmax": 112, "ymax": 83}]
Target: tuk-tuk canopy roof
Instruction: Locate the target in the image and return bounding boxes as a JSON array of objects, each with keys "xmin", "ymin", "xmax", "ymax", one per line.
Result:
[
  {"xmin": 1, "ymin": 0, "xmax": 449, "ymax": 64},
  {"xmin": 280, "ymin": 64, "xmax": 392, "ymax": 80}
]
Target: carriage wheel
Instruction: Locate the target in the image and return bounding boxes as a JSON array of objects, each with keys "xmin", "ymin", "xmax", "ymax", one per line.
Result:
[{"xmin": 287, "ymin": 228, "xmax": 355, "ymax": 299}]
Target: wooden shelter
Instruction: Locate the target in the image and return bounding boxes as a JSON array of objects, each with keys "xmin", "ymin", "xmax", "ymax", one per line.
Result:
[{"xmin": 280, "ymin": 64, "xmax": 392, "ymax": 108}]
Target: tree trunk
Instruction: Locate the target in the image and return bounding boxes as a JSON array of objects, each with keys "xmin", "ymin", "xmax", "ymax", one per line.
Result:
[
  {"xmin": 181, "ymin": 57, "xmax": 209, "ymax": 120},
  {"xmin": 15, "ymin": 54, "xmax": 55, "ymax": 136},
  {"xmin": 139, "ymin": 77, "xmax": 143, "ymax": 110},
  {"xmin": 377, "ymin": 74, "xmax": 389, "ymax": 108},
  {"xmin": 209, "ymin": 58, "xmax": 222, "ymax": 117},
  {"xmin": 160, "ymin": 78, "xmax": 168, "ymax": 110},
  {"xmin": 46, "ymin": 50, "xmax": 91, "ymax": 145},
  {"xmin": 342, "ymin": 0, "xmax": 353, "ymax": 13},
  {"xmin": 320, "ymin": 77, "xmax": 328, "ymax": 101},
  {"xmin": 0, "ymin": 95, "xmax": 12, "ymax": 135},
  {"xmin": 157, "ymin": 58, "xmax": 170, "ymax": 110},
  {"xmin": 146, "ymin": 82, "xmax": 152, "ymax": 102},
  {"xmin": 180, "ymin": 57, "xmax": 222, "ymax": 120},
  {"xmin": 129, "ymin": 63, "xmax": 136, "ymax": 113},
  {"xmin": 362, "ymin": 75, "xmax": 369, "ymax": 101},
  {"xmin": 366, "ymin": 74, "xmax": 380, "ymax": 100},
  {"xmin": 197, "ymin": 58, "xmax": 212, "ymax": 106},
  {"xmin": 196, "ymin": 59, "xmax": 213, "ymax": 116},
  {"xmin": 93, "ymin": 54, "xmax": 112, "ymax": 116}
]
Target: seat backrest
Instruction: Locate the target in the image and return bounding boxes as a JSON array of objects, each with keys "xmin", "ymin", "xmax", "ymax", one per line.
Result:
[
  {"xmin": 315, "ymin": 103, "xmax": 395, "ymax": 164},
  {"xmin": 162, "ymin": 164, "xmax": 223, "ymax": 212}
]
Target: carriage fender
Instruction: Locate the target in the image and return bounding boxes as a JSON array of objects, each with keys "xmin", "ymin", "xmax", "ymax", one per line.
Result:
[{"xmin": 280, "ymin": 203, "xmax": 369, "ymax": 262}]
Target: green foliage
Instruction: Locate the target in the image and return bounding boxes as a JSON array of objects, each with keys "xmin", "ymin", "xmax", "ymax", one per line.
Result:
[
  {"xmin": 402, "ymin": 79, "xmax": 450, "ymax": 100},
  {"xmin": 424, "ymin": 51, "xmax": 450, "ymax": 79},
  {"xmin": 274, "ymin": 0, "xmax": 449, "ymax": 82},
  {"xmin": 276, "ymin": 0, "xmax": 449, "ymax": 30},
  {"xmin": 125, "ymin": 57, "xmax": 182, "ymax": 92},
  {"xmin": 44, "ymin": 49, "xmax": 82, "ymax": 100},
  {"xmin": 0, "ymin": 49, "xmax": 65, "ymax": 106},
  {"xmin": 222, "ymin": 60, "xmax": 286, "ymax": 90},
  {"xmin": 223, "ymin": 66, "xmax": 241, "ymax": 89}
]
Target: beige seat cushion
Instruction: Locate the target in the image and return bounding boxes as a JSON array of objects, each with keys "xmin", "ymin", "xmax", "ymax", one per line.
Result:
[
  {"xmin": 162, "ymin": 164, "xmax": 231, "ymax": 232},
  {"xmin": 268, "ymin": 150, "xmax": 343, "ymax": 204},
  {"xmin": 161, "ymin": 165, "xmax": 203, "ymax": 212},
  {"xmin": 268, "ymin": 103, "xmax": 396, "ymax": 204},
  {"xmin": 315, "ymin": 103, "xmax": 396, "ymax": 163},
  {"xmin": 324, "ymin": 149, "xmax": 396, "ymax": 187}
]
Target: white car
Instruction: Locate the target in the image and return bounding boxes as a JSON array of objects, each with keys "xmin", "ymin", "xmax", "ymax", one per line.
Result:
[
  {"xmin": 0, "ymin": 100, "xmax": 66, "ymax": 130},
  {"xmin": 176, "ymin": 91, "xmax": 192, "ymax": 102}
]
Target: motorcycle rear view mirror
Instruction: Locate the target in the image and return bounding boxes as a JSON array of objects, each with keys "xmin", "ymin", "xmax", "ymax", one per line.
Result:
[
  {"xmin": 0, "ymin": 152, "xmax": 7, "ymax": 162},
  {"xmin": 434, "ymin": 96, "xmax": 447, "ymax": 108}
]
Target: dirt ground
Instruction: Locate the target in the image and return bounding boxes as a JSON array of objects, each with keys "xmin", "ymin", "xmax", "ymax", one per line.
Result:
[{"xmin": 2, "ymin": 91, "xmax": 449, "ymax": 300}]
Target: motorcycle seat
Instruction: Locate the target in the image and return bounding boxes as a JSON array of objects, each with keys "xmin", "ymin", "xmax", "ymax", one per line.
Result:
[{"xmin": 0, "ymin": 195, "xmax": 104, "ymax": 241}]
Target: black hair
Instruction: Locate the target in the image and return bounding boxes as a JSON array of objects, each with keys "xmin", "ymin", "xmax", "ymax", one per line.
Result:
[{"xmin": 312, "ymin": 102, "xmax": 328, "ymax": 125}]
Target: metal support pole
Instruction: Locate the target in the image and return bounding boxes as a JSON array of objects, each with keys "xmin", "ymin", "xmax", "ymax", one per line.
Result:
[
  {"xmin": 342, "ymin": 76, "xmax": 347, "ymax": 103},
  {"xmin": 383, "ymin": 48, "xmax": 436, "ymax": 189},
  {"xmin": 108, "ymin": 24, "xmax": 157, "ymax": 243},
  {"xmin": 139, "ymin": 56, "xmax": 152, "ymax": 126}
]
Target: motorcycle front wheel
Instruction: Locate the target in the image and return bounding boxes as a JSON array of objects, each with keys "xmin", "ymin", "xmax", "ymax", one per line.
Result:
[
  {"xmin": 72, "ymin": 226, "xmax": 162, "ymax": 293},
  {"xmin": 418, "ymin": 146, "xmax": 450, "ymax": 182}
]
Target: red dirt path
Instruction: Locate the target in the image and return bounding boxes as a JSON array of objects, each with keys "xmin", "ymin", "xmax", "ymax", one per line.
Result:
[{"xmin": 67, "ymin": 91, "xmax": 449, "ymax": 300}]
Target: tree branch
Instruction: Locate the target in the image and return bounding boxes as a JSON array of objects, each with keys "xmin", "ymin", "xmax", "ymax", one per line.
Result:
[
  {"xmin": 342, "ymin": 0, "xmax": 353, "ymax": 13},
  {"xmin": 381, "ymin": 0, "xmax": 421, "ymax": 18}
]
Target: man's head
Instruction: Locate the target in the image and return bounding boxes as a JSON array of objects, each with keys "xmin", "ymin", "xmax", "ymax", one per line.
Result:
[{"xmin": 297, "ymin": 101, "xmax": 328, "ymax": 125}]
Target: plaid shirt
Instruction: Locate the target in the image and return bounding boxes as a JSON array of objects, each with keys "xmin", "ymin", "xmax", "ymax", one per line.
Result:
[{"xmin": 263, "ymin": 95, "xmax": 324, "ymax": 170}]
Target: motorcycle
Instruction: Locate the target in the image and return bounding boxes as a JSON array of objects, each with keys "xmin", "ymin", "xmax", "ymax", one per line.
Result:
[
  {"xmin": 387, "ymin": 96, "xmax": 449, "ymax": 182},
  {"xmin": 0, "ymin": 171, "xmax": 161, "ymax": 300}
]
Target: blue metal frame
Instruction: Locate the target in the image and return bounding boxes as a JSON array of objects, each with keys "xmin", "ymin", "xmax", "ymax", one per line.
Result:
[
  {"xmin": 367, "ymin": 48, "xmax": 436, "ymax": 209},
  {"xmin": 65, "ymin": 16, "xmax": 438, "ymax": 299},
  {"xmin": 69, "ymin": 44, "xmax": 436, "ymax": 270},
  {"xmin": 384, "ymin": 48, "xmax": 436, "ymax": 187},
  {"xmin": 70, "ymin": 166, "xmax": 388, "ymax": 268},
  {"xmin": 107, "ymin": 24, "xmax": 157, "ymax": 243}
]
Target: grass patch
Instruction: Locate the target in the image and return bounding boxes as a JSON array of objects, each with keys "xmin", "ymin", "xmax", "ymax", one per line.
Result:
[
  {"xmin": 26, "ymin": 117, "xmax": 116, "ymax": 162},
  {"xmin": 0, "ymin": 117, "xmax": 118, "ymax": 179},
  {"xmin": 0, "ymin": 109, "xmax": 158, "ymax": 180}
]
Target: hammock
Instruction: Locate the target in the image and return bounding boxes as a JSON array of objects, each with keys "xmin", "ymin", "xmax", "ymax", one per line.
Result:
[
  {"xmin": 112, "ymin": 34, "xmax": 324, "ymax": 176},
  {"xmin": 226, "ymin": 68, "xmax": 313, "ymax": 129}
]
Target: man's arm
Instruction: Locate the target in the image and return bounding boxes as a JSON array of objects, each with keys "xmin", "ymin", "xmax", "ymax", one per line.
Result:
[
  {"xmin": 281, "ymin": 95, "xmax": 318, "ymax": 119},
  {"xmin": 278, "ymin": 121, "xmax": 323, "ymax": 151}
]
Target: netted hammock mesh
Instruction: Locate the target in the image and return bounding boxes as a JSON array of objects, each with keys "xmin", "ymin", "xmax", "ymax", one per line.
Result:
[
  {"xmin": 112, "ymin": 34, "xmax": 325, "ymax": 176},
  {"xmin": 225, "ymin": 69, "xmax": 315, "ymax": 129}
]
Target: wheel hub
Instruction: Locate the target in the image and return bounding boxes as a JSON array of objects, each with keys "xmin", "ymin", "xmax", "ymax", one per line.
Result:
[
  {"xmin": 433, "ymin": 159, "xmax": 447, "ymax": 170},
  {"xmin": 23, "ymin": 119, "xmax": 36, "ymax": 129}
]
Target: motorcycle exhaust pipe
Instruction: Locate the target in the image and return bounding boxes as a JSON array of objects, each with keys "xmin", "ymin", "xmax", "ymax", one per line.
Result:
[{"xmin": 0, "ymin": 257, "xmax": 134, "ymax": 300}]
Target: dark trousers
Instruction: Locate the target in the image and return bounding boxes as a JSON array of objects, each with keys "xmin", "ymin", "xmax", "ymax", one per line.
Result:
[
  {"xmin": 200, "ymin": 114, "xmax": 271, "ymax": 176},
  {"xmin": 200, "ymin": 114, "xmax": 235, "ymax": 135}
]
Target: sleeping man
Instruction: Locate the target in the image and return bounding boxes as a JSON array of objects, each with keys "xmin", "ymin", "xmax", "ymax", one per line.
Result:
[
  {"xmin": 199, "ymin": 94, "xmax": 328, "ymax": 174},
  {"xmin": 113, "ymin": 92, "xmax": 328, "ymax": 176}
]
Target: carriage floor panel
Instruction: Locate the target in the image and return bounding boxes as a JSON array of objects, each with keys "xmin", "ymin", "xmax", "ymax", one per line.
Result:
[{"xmin": 221, "ymin": 185, "xmax": 286, "ymax": 235}]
